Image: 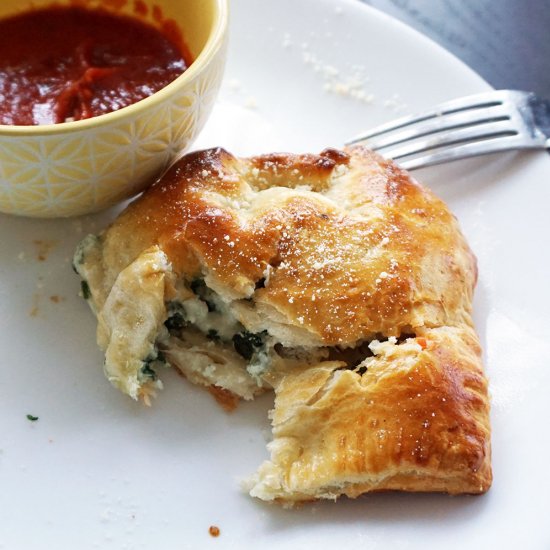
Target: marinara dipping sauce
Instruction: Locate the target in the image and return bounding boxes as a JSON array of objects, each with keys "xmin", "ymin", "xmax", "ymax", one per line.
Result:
[{"xmin": 0, "ymin": 7, "xmax": 191, "ymax": 125}]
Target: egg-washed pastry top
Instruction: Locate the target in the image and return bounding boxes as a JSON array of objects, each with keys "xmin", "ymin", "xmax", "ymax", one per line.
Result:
[{"xmin": 74, "ymin": 145, "xmax": 491, "ymax": 503}]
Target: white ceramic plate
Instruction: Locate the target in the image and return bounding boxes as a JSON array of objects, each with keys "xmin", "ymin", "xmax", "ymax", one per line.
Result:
[{"xmin": 1, "ymin": 1, "xmax": 550, "ymax": 548}]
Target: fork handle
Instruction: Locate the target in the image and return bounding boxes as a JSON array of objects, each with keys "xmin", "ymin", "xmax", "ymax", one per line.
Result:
[{"xmin": 527, "ymin": 94, "xmax": 550, "ymax": 151}]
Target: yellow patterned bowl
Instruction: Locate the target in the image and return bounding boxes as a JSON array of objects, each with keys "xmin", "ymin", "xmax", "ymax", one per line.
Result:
[{"xmin": 0, "ymin": 0, "xmax": 228, "ymax": 218}]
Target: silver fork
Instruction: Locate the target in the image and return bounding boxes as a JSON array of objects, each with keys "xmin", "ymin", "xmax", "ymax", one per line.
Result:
[{"xmin": 346, "ymin": 90, "xmax": 550, "ymax": 170}]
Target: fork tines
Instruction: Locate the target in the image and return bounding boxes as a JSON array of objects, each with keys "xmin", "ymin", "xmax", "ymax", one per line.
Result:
[{"xmin": 347, "ymin": 90, "xmax": 549, "ymax": 170}]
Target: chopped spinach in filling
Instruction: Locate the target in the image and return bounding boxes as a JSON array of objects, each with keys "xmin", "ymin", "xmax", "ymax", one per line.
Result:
[
  {"xmin": 164, "ymin": 278, "xmax": 243, "ymax": 341},
  {"xmin": 232, "ymin": 331, "xmax": 268, "ymax": 360},
  {"xmin": 80, "ymin": 280, "xmax": 91, "ymax": 300},
  {"xmin": 139, "ymin": 348, "xmax": 167, "ymax": 383},
  {"xmin": 164, "ymin": 301, "xmax": 188, "ymax": 332},
  {"xmin": 206, "ymin": 329, "xmax": 220, "ymax": 341},
  {"xmin": 190, "ymin": 278, "xmax": 221, "ymax": 312},
  {"xmin": 72, "ymin": 234, "xmax": 100, "ymax": 273},
  {"xmin": 163, "ymin": 279, "xmax": 275, "ymax": 383},
  {"xmin": 232, "ymin": 331, "xmax": 271, "ymax": 381}
]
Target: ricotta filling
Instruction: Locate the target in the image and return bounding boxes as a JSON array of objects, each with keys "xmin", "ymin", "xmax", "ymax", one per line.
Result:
[
  {"xmin": 162, "ymin": 278, "xmax": 275, "ymax": 384},
  {"xmin": 160, "ymin": 277, "xmax": 419, "ymax": 390}
]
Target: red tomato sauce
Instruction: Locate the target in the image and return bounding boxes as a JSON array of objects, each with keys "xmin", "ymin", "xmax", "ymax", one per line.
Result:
[{"xmin": 0, "ymin": 6, "xmax": 191, "ymax": 125}]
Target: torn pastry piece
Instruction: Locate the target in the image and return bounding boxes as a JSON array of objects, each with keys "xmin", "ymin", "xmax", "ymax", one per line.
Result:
[
  {"xmin": 73, "ymin": 145, "xmax": 491, "ymax": 499},
  {"xmin": 247, "ymin": 325, "xmax": 491, "ymax": 502}
]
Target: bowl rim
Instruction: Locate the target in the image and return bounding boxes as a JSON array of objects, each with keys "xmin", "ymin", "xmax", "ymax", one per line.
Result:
[{"xmin": 0, "ymin": 0, "xmax": 229, "ymax": 137}]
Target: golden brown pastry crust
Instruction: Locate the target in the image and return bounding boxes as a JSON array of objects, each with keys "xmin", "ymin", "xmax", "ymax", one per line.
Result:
[
  {"xmin": 97, "ymin": 146, "xmax": 477, "ymax": 344},
  {"xmin": 75, "ymin": 145, "xmax": 491, "ymax": 502},
  {"xmin": 249, "ymin": 326, "xmax": 491, "ymax": 501}
]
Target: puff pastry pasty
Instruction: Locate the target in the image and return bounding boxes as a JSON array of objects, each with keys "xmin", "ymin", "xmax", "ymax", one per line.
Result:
[{"xmin": 74, "ymin": 146, "xmax": 491, "ymax": 502}]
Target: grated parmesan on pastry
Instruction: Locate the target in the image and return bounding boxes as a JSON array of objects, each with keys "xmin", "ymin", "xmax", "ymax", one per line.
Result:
[{"xmin": 73, "ymin": 146, "xmax": 491, "ymax": 502}]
